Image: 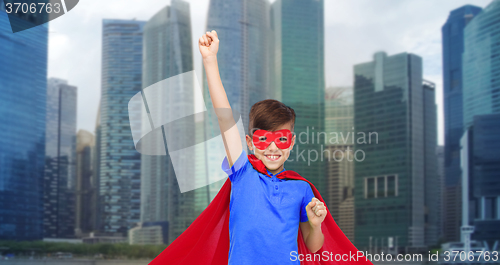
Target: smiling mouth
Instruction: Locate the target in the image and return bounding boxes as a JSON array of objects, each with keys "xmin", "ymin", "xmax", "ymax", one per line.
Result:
[{"xmin": 264, "ymin": 155, "xmax": 281, "ymax": 161}]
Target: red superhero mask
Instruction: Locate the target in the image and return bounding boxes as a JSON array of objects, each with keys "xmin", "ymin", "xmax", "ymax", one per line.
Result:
[{"xmin": 252, "ymin": 129, "xmax": 293, "ymax": 150}]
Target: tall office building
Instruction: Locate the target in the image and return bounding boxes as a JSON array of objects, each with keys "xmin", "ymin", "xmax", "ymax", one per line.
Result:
[
  {"xmin": 436, "ymin": 146, "xmax": 445, "ymax": 242},
  {"xmin": 325, "ymin": 87, "xmax": 353, "ymax": 134},
  {"xmin": 204, "ymin": 0, "xmax": 273, "ymax": 134},
  {"xmin": 75, "ymin": 129, "xmax": 95, "ymax": 237},
  {"xmin": 463, "ymin": 0, "xmax": 500, "ymax": 129},
  {"xmin": 272, "ymin": 0, "xmax": 325, "ymax": 192},
  {"xmin": 139, "ymin": 0, "xmax": 195, "ymax": 244},
  {"xmin": 423, "ymin": 80, "xmax": 439, "ymax": 247},
  {"xmin": 194, "ymin": 117, "xmax": 213, "ymax": 215},
  {"xmin": 354, "ymin": 52, "xmax": 432, "ymax": 252},
  {"xmin": 0, "ymin": 6, "xmax": 48, "ymax": 241},
  {"xmin": 44, "ymin": 78, "xmax": 77, "ymax": 238},
  {"xmin": 93, "ymin": 104, "xmax": 102, "ymax": 234},
  {"xmin": 443, "ymin": 183, "xmax": 462, "ymax": 243},
  {"xmin": 324, "ymin": 86, "xmax": 355, "ymax": 242},
  {"xmin": 461, "ymin": 0, "xmax": 500, "ymax": 249},
  {"xmin": 200, "ymin": 0, "xmax": 274, "ymax": 204},
  {"xmin": 441, "ymin": 5, "xmax": 482, "ymax": 242},
  {"xmin": 99, "ymin": 19, "xmax": 146, "ymax": 236},
  {"xmin": 460, "ymin": 114, "xmax": 500, "ymax": 248}
]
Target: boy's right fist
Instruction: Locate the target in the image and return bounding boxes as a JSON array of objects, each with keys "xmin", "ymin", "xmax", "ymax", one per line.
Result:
[{"xmin": 199, "ymin": 30, "xmax": 219, "ymax": 60}]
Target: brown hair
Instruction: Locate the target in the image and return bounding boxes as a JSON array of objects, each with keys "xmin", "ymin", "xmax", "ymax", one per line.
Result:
[{"xmin": 248, "ymin": 99, "xmax": 296, "ymax": 135}]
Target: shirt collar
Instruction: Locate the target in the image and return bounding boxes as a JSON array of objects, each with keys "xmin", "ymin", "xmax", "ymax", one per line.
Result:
[{"xmin": 266, "ymin": 166, "xmax": 286, "ymax": 177}]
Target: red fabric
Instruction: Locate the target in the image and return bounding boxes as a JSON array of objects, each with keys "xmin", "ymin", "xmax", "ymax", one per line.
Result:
[{"xmin": 149, "ymin": 154, "xmax": 373, "ymax": 265}]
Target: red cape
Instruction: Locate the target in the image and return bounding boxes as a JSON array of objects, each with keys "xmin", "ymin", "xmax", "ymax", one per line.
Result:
[{"xmin": 149, "ymin": 154, "xmax": 373, "ymax": 265}]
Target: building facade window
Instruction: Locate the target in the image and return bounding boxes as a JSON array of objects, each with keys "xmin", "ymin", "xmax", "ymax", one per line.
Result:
[{"xmin": 364, "ymin": 175, "xmax": 398, "ymax": 199}]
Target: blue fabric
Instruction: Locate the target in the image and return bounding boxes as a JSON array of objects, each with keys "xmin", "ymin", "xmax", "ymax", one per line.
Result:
[{"xmin": 221, "ymin": 149, "xmax": 315, "ymax": 264}]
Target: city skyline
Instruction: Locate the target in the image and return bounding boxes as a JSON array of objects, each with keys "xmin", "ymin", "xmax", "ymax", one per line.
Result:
[
  {"xmin": 47, "ymin": 0, "xmax": 493, "ymax": 146},
  {"xmin": 0, "ymin": 0, "xmax": 497, "ymax": 252}
]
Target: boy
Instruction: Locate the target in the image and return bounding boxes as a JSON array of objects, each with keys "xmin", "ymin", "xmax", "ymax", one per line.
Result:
[
  {"xmin": 150, "ymin": 30, "xmax": 373, "ymax": 265},
  {"xmin": 201, "ymin": 29, "xmax": 326, "ymax": 264}
]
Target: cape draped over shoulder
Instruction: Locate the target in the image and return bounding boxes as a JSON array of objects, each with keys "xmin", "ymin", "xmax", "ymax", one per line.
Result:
[{"xmin": 148, "ymin": 154, "xmax": 374, "ymax": 265}]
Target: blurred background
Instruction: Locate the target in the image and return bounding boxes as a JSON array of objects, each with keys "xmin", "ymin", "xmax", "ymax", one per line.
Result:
[{"xmin": 0, "ymin": 0, "xmax": 499, "ymax": 263}]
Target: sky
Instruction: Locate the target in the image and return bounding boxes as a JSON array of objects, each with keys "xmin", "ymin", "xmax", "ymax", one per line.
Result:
[{"xmin": 47, "ymin": 0, "xmax": 494, "ymax": 145}]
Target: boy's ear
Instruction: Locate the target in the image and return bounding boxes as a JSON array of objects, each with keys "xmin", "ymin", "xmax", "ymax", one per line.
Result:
[
  {"xmin": 246, "ymin": 135, "xmax": 253, "ymax": 151},
  {"xmin": 290, "ymin": 134, "xmax": 296, "ymax": 151}
]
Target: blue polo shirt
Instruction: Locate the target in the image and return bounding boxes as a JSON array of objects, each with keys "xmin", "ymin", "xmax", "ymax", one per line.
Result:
[{"xmin": 221, "ymin": 149, "xmax": 315, "ymax": 264}]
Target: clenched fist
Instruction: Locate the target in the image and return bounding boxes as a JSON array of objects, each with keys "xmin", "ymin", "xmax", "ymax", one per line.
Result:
[
  {"xmin": 199, "ymin": 30, "xmax": 219, "ymax": 60},
  {"xmin": 305, "ymin": 197, "xmax": 327, "ymax": 228}
]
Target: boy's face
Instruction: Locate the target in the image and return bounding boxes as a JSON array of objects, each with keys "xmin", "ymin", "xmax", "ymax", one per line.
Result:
[{"xmin": 245, "ymin": 122, "xmax": 296, "ymax": 173}]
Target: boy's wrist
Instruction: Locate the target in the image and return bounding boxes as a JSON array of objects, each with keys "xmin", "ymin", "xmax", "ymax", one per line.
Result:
[
  {"xmin": 309, "ymin": 221, "xmax": 322, "ymax": 231},
  {"xmin": 203, "ymin": 55, "xmax": 217, "ymax": 63}
]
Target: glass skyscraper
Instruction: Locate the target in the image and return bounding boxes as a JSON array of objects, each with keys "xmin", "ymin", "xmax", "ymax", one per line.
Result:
[
  {"xmin": 461, "ymin": 0, "xmax": 500, "ymax": 249},
  {"xmin": 441, "ymin": 4, "xmax": 482, "ymax": 242},
  {"xmin": 423, "ymin": 80, "xmax": 439, "ymax": 247},
  {"xmin": 325, "ymin": 87, "xmax": 353, "ymax": 136},
  {"xmin": 461, "ymin": 114, "xmax": 500, "ymax": 248},
  {"xmin": 0, "ymin": 8, "xmax": 48, "ymax": 240},
  {"xmin": 140, "ymin": 0, "xmax": 195, "ymax": 244},
  {"xmin": 463, "ymin": 0, "xmax": 500, "ymax": 129},
  {"xmin": 201, "ymin": 0, "xmax": 274, "ymax": 203},
  {"xmin": 354, "ymin": 52, "xmax": 427, "ymax": 251},
  {"xmin": 75, "ymin": 129, "xmax": 95, "ymax": 237},
  {"xmin": 324, "ymin": 86, "xmax": 354, "ymax": 242},
  {"xmin": 93, "ymin": 104, "xmax": 102, "ymax": 233},
  {"xmin": 99, "ymin": 19, "xmax": 146, "ymax": 236},
  {"xmin": 271, "ymin": 0, "xmax": 325, "ymax": 193},
  {"xmin": 442, "ymin": 4, "xmax": 482, "ymax": 186},
  {"xmin": 436, "ymin": 145, "xmax": 445, "ymax": 241},
  {"xmin": 44, "ymin": 78, "xmax": 77, "ymax": 238},
  {"xmin": 204, "ymin": 0, "xmax": 273, "ymax": 134}
]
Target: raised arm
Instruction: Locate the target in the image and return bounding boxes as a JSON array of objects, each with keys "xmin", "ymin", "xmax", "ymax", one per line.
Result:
[{"xmin": 199, "ymin": 30, "xmax": 243, "ymax": 167}]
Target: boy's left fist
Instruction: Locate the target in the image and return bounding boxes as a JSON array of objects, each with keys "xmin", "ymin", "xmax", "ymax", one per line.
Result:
[{"xmin": 305, "ymin": 197, "xmax": 327, "ymax": 227}]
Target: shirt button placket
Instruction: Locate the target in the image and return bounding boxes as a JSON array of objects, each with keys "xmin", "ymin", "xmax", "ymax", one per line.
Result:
[{"xmin": 268, "ymin": 173, "xmax": 278, "ymax": 203}]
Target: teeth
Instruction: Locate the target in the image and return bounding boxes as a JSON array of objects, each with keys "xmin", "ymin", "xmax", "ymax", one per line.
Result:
[{"xmin": 266, "ymin": 155, "xmax": 280, "ymax": 160}]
